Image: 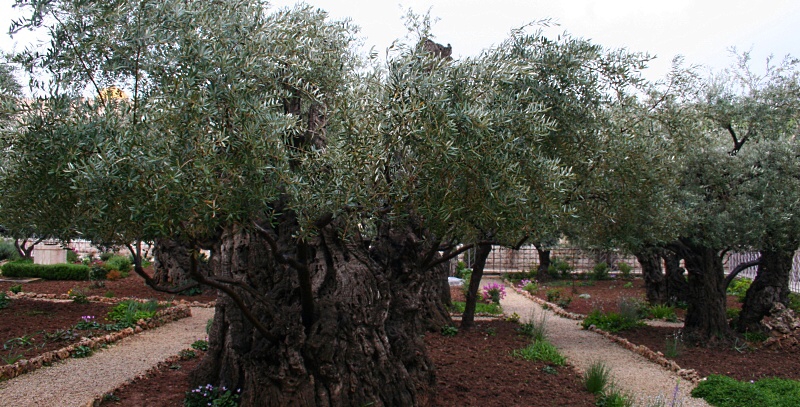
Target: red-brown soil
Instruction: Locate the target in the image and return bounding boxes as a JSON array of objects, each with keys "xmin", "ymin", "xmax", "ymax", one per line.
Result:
[
  {"xmin": 0, "ymin": 268, "xmax": 217, "ymax": 303},
  {"xmin": 0, "ymin": 299, "xmax": 117, "ymax": 364}
]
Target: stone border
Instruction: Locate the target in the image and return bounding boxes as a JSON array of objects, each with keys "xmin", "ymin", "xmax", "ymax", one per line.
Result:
[
  {"xmin": 0, "ymin": 305, "xmax": 192, "ymax": 381},
  {"xmin": 5, "ymin": 290, "xmax": 215, "ymax": 308},
  {"xmin": 510, "ymin": 285, "xmax": 701, "ymax": 383}
]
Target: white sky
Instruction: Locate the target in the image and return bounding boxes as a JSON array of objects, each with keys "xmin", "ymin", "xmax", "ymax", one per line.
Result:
[{"xmin": 2, "ymin": 0, "xmax": 799, "ymax": 82}]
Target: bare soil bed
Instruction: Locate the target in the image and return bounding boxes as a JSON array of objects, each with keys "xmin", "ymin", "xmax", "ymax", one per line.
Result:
[
  {"xmin": 0, "ymin": 268, "xmax": 217, "ymax": 303},
  {"xmin": 0, "ymin": 299, "xmax": 117, "ymax": 364}
]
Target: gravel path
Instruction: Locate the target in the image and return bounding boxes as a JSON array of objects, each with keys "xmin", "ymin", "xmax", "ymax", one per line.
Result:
[
  {"xmin": 484, "ymin": 277, "xmax": 711, "ymax": 407},
  {"xmin": 0, "ymin": 307, "xmax": 214, "ymax": 407}
]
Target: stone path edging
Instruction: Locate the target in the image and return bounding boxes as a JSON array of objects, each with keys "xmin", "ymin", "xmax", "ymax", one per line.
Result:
[
  {"xmin": 0, "ymin": 304, "xmax": 192, "ymax": 381},
  {"xmin": 6, "ymin": 290, "xmax": 215, "ymax": 308}
]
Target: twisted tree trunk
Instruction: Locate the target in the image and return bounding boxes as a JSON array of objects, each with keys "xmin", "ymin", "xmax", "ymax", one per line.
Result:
[
  {"xmin": 190, "ymin": 217, "xmax": 440, "ymax": 406},
  {"xmin": 737, "ymin": 247, "xmax": 795, "ymax": 333},
  {"xmin": 679, "ymin": 241, "xmax": 732, "ymax": 345},
  {"xmin": 635, "ymin": 247, "xmax": 666, "ymax": 305},
  {"xmin": 663, "ymin": 252, "xmax": 689, "ymax": 305}
]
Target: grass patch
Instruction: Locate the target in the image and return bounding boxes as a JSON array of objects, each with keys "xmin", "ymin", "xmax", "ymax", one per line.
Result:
[
  {"xmin": 582, "ymin": 310, "xmax": 643, "ymax": 333},
  {"xmin": 692, "ymin": 375, "xmax": 800, "ymax": 407},
  {"xmin": 511, "ymin": 340, "xmax": 566, "ymax": 366},
  {"xmin": 449, "ymin": 301, "xmax": 502, "ymax": 315},
  {"xmin": 584, "ymin": 360, "xmax": 611, "ymax": 394}
]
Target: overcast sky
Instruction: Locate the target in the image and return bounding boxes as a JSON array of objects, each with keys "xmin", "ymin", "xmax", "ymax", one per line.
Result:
[{"xmin": 2, "ymin": 0, "xmax": 799, "ymax": 82}]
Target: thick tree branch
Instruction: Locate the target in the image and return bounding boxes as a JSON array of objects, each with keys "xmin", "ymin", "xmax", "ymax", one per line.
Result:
[
  {"xmin": 187, "ymin": 250, "xmax": 278, "ymax": 342},
  {"xmin": 125, "ymin": 243, "xmax": 199, "ymax": 294},
  {"xmin": 723, "ymin": 257, "xmax": 761, "ymax": 290}
]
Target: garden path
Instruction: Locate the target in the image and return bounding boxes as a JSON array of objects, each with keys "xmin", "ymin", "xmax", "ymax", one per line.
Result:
[
  {"xmin": 0, "ymin": 306, "xmax": 214, "ymax": 407},
  {"xmin": 485, "ymin": 276, "xmax": 711, "ymax": 406}
]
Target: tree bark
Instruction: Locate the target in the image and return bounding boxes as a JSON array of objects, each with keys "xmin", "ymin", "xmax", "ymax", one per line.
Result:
[
  {"xmin": 678, "ymin": 241, "xmax": 733, "ymax": 345},
  {"xmin": 634, "ymin": 248, "xmax": 666, "ymax": 305},
  {"xmin": 461, "ymin": 242, "xmax": 492, "ymax": 330},
  {"xmin": 737, "ymin": 247, "xmax": 795, "ymax": 333},
  {"xmin": 662, "ymin": 252, "xmax": 689, "ymax": 305},
  {"xmin": 190, "ymin": 219, "xmax": 437, "ymax": 406},
  {"xmin": 152, "ymin": 238, "xmax": 203, "ymax": 288},
  {"xmin": 535, "ymin": 244, "xmax": 551, "ymax": 279}
]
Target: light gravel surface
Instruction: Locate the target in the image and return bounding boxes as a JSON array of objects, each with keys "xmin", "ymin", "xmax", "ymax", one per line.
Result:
[
  {"xmin": 0, "ymin": 307, "xmax": 214, "ymax": 407},
  {"xmin": 484, "ymin": 277, "xmax": 711, "ymax": 407}
]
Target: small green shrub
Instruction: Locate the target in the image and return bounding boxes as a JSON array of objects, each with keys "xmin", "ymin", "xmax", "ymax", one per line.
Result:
[
  {"xmin": 789, "ymin": 293, "xmax": 800, "ymax": 314},
  {"xmin": 727, "ymin": 277, "xmax": 753, "ymax": 303},
  {"xmin": 505, "ymin": 269, "xmax": 537, "ymax": 284},
  {"xmin": 648, "ymin": 305, "xmax": 677, "ymax": 322},
  {"xmin": 68, "ymin": 287, "xmax": 89, "ymax": 304},
  {"xmin": 454, "ymin": 261, "xmax": 471, "ymax": 279},
  {"xmin": 596, "ymin": 387, "xmax": 634, "ymax": 407},
  {"xmin": 726, "ymin": 307, "xmax": 741, "ymax": 320},
  {"xmin": 191, "ymin": 339, "xmax": 209, "ymax": 351},
  {"xmin": 9, "ymin": 284, "xmax": 22, "ymax": 294},
  {"xmin": 1, "ymin": 261, "xmax": 90, "ymax": 280},
  {"xmin": 0, "ymin": 241, "xmax": 20, "ymax": 261},
  {"xmin": 556, "ymin": 296, "xmax": 573, "ymax": 309},
  {"xmin": 548, "ymin": 258, "xmax": 573, "ymax": 279},
  {"xmin": 104, "ymin": 291, "xmax": 115, "ymax": 298},
  {"xmin": 546, "ymin": 288, "xmax": 563, "ymax": 303},
  {"xmin": 66, "ymin": 249, "xmax": 79, "ymax": 263},
  {"xmin": 99, "ymin": 252, "xmax": 114, "ymax": 262},
  {"xmin": 584, "ymin": 360, "xmax": 611, "ymax": 395},
  {"xmin": 90, "ymin": 265, "xmax": 108, "ymax": 281},
  {"xmin": 511, "ymin": 340, "xmax": 566, "ymax": 366},
  {"xmin": 440, "ymin": 325, "xmax": 458, "ymax": 337},
  {"xmin": 103, "ymin": 255, "xmax": 132, "ymax": 274},
  {"xmin": 692, "ymin": 375, "xmax": 800, "ymax": 407},
  {"xmin": 743, "ymin": 331, "xmax": 769, "ymax": 343},
  {"xmin": 0, "ymin": 293, "xmax": 10, "ymax": 309},
  {"xmin": 179, "ymin": 286, "xmax": 204, "ymax": 296},
  {"xmin": 582, "ymin": 310, "xmax": 643, "ymax": 333},
  {"xmin": 592, "ymin": 262, "xmax": 610, "ymax": 280},
  {"xmin": 517, "ymin": 311, "xmax": 548, "ymax": 342},
  {"xmin": 618, "ymin": 297, "xmax": 647, "ymax": 321},
  {"xmin": 107, "ymin": 299, "xmax": 159, "ymax": 327},
  {"xmin": 617, "ymin": 262, "xmax": 633, "ymax": 279},
  {"xmin": 622, "ymin": 282, "xmax": 634, "ymax": 289}
]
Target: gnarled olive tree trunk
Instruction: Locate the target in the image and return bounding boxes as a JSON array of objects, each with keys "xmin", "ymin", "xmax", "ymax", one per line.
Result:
[
  {"xmin": 678, "ymin": 241, "xmax": 732, "ymax": 345},
  {"xmin": 190, "ymin": 219, "xmax": 439, "ymax": 406},
  {"xmin": 737, "ymin": 247, "xmax": 795, "ymax": 333},
  {"xmin": 152, "ymin": 239, "xmax": 204, "ymax": 288},
  {"xmin": 634, "ymin": 247, "xmax": 666, "ymax": 305},
  {"xmin": 662, "ymin": 252, "xmax": 689, "ymax": 306}
]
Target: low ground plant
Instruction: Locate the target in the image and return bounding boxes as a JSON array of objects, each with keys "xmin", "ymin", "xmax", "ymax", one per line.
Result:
[
  {"xmin": 185, "ymin": 384, "xmax": 241, "ymax": 407},
  {"xmin": 482, "ymin": 283, "xmax": 506, "ymax": 304},
  {"xmin": 618, "ymin": 297, "xmax": 647, "ymax": 321},
  {"xmin": 9, "ymin": 284, "xmax": 22, "ymax": 294},
  {"xmin": 192, "ymin": 339, "xmax": 209, "ymax": 351},
  {"xmin": 511, "ymin": 339, "xmax": 566, "ymax": 366},
  {"xmin": 516, "ymin": 310, "xmax": 548, "ymax": 342},
  {"xmin": 727, "ymin": 277, "xmax": 753, "ymax": 303},
  {"xmin": 664, "ymin": 331, "xmax": 684, "ymax": 358},
  {"xmin": 517, "ymin": 279, "xmax": 538, "ymax": 294},
  {"xmin": 548, "ymin": 257, "xmax": 573, "ymax": 279},
  {"xmin": 617, "ymin": 262, "xmax": 633, "ymax": 279},
  {"xmin": 103, "ymin": 255, "xmax": 132, "ymax": 275},
  {"xmin": 71, "ymin": 345, "xmax": 94, "ymax": 358},
  {"xmin": 691, "ymin": 375, "xmax": 800, "ymax": 407},
  {"xmin": 449, "ymin": 301, "xmax": 502, "ymax": 315},
  {"xmin": 440, "ymin": 325, "xmax": 458, "ymax": 337},
  {"xmin": 0, "ymin": 293, "xmax": 9, "ymax": 309},
  {"xmin": 592, "ymin": 262, "xmax": 610, "ymax": 281},
  {"xmin": 595, "ymin": 386, "xmax": 634, "ymax": 407},
  {"xmin": 582, "ymin": 310, "xmax": 643, "ymax": 333},
  {"xmin": 648, "ymin": 305, "xmax": 677, "ymax": 322},
  {"xmin": 584, "ymin": 360, "xmax": 612, "ymax": 394},
  {"xmin": 107, "ymin": 299, "xmax": 159, "ymax": 327}
]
